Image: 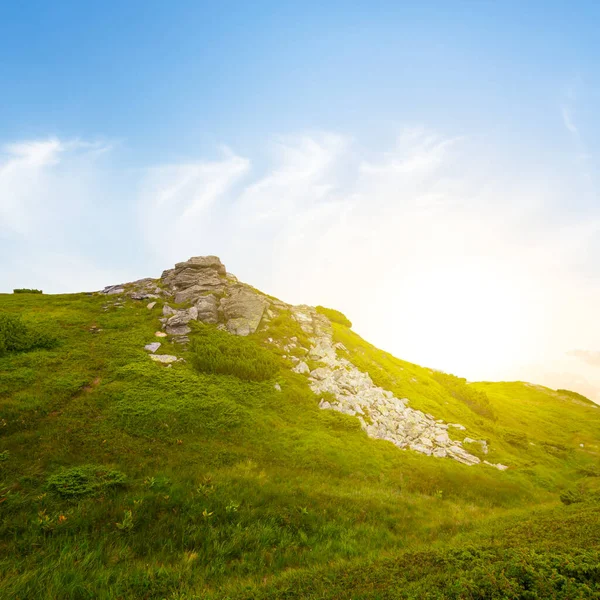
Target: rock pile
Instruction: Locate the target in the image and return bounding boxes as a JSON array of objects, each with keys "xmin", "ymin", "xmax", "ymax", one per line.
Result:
[{"xmin": 286, "ymin": 306, "xmax": 491, "ymax": 466}]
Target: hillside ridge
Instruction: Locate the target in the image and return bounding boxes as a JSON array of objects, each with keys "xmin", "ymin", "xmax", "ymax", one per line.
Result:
[{"xmin": 102, "ymin": 256, "xmax": 508, "ymax": 467}]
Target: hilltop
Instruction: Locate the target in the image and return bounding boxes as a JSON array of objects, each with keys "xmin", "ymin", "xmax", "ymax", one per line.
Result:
[{"xmin": 1, "ymin": 256, "xmax": 600, "ymax": 599}]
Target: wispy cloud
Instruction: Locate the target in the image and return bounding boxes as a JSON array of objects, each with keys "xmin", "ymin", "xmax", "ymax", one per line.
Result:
[
  {"xmin": 1, "ymin": 129, "xmax": 600, "ymax": 402},
  {"xmin": 561, "ymin": 105, "xmax": 578, "ymax": 135}
]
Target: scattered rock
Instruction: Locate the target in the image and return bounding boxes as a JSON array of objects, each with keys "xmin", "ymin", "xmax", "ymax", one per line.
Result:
[
  {"xmin": 293, "ymin": 361, "xmax": 310, "ymax": 375},
  {"xmin": 155, "ymin": 331, "xmax": 168, "ymax": 338},
  {"xmin": 448, "ymin": 423, "xmax": 466, "ymax": 431},
  {"xmin": 102, "ymin": 285, "xmax": 125, "ymax": 295},
  {"xmin": 289, "ymin": 305, "xmax": 485, "ymax": 467},
  {"xmin": 131, "ymin": 292, "xmax": 159, "ymax": 300},
  {"xmin": 147, "ymin": 302, "xmax": 157, "ymax": 310},
  {"xmin": 144, "ymin": 342, "xmax": 161, "ymax": 353},
  {"xmin": 274, "ymin": 383, "xmax": 282, "ymax": 392},
  {"xmin": 484, "ymin": 460, "xmax": 509, "ymax": 471},
  {"xmin": 149, "ymin": 354, "xmax": 179, "ymax": 364},
  {"xmin": 165, "ymin": 307, "xmax": 198, "ymax": 335}
]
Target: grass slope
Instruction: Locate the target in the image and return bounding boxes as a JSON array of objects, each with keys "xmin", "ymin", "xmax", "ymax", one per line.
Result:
[{"xmin": 0, "ymin": 292, "xmax": 599, "ymax": 599}]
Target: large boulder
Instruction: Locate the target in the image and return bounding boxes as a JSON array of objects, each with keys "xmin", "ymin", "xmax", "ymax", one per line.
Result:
[
  {"xmin": 195, "ymin": 294, "xmax": 219, "ymax": 324},
  {"xmin": 220, "ymin": 287, "xmax": 268, "ymax": 336}
]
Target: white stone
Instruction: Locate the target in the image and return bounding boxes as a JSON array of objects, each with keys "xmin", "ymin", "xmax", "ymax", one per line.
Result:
[
  {"xmin": 149, "ymin": 354, "xmax": 179, "ymax": 364},
  {"xmin": 293, "ymin": 361, "xmax": 310, "ymax": 375},
  {"xmin": 144, "ymin": 342, "xmax": 161, "ymax": 353}
]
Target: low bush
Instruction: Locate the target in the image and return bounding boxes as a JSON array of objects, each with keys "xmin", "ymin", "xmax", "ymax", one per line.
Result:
[
  {"xmin": 190, "ymin": 324, "xmax": 279, "ymax": 382},
  {"xmin": 0, "ymin": 313, "xmax": 57, "ymax": 357},
  {"xmin": 13, "ymin": 289, "xmax": 42, "ymax": 294},
  {"xmin": 432, "ymin": 370, "xmax": 496, "ymax": 420},
  {"xmin": 316, "ymin": 306, "xmax": 352, "ymax": 328},
  {"xmin": 47, "ymin": 465, "xmax": 127, "ymax": 498}
]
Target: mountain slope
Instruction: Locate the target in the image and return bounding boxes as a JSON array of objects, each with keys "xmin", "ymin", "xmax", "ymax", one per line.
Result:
[{"xmin": 1, "ymin": 256, "xmax": 599, "ymax": 599}]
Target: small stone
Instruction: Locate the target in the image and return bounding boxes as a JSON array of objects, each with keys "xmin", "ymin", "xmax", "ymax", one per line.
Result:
[
  {"xmin": 448, "ymin": 423, "xmax": 466, "ymax": 431},
  {"xmin": 155, "ymin": 331, "xmax": 168, "ymax": 338},
  {"xmin": 149, "ymin": 354, "xmax": 179, "ymax": 364},
  {"xmin": 293, "ymin": 361, "xmax": 310, "ymax": 375},
  {"xmin": 274, "ymin": 383, "xmax": 282, "ymax": 392},
  {"xmin": 144, "ymin": 342, "xmax": 161, "ymax": 353},
  {"xmin": 147, "ymin": 302, "xmax": 157, "ymax": 310}
]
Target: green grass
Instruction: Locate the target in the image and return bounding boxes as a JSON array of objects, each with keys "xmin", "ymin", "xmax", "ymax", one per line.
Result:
[{"xmin": 0, "ymin": 291, "xmax": 599, "ymax": 598}]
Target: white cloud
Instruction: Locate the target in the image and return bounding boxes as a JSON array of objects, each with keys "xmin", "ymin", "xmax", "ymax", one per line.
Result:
[
  {"xmin": 561, "ymin": 105, "xmax": 578, "ymax": 135},
  {"xmin": 2, "ymin": 129, "xmax": 600, "ymax": 403}
]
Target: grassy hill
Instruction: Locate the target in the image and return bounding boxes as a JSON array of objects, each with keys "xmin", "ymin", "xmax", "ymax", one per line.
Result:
[{"xmin": 1, "ymin": 290, "xmax": 599, "ymax": 599}]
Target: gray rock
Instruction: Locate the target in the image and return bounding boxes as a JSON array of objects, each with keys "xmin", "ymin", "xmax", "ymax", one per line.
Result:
[
  {"xmin": 165, "ymin": 307, "xmax": 198, "ymax": 335},
  {"xmin": 274, "ymin": 383, "xmax": 282, "ymax": 392},
  {"xmin": 149, "ymin": 354, "xmax": 179, "ymax": 364},
  {"xmin": 147, "ymin": 301, "xmax": 157, "ymax": 310},
  {"xmin": 161, "ymin": 256, "xmax": 227, "ymax": 303},
  {"xmin": 195, "ymin": 294, "xmax": 219, "ymax": 324},
  {"xmin": 163, "ymin": 304, "xmax": 176, "ymax": 316},
  {"xmin": 221, "ymin": 287, "xmax": 268, "ymax": 336},
  {"xmin": 104, "ymin": 286, "xmax": 125, "ymax": 295},
  {"xmin": 144, "ymin": 342, "xmax": 161, "ymax": 353}
]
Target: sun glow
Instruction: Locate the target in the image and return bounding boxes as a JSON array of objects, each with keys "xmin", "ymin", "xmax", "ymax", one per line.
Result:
[{"xmin": 368, "ymin": 260, "xmax": 545, "ymax": 383}]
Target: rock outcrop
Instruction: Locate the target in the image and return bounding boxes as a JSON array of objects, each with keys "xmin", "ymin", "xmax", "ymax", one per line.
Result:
[
  {"xmin": 104, "ymin": 255, "xmax": 507, "ymax": 470},
  {"xmin": 161, "ymin": 256, "xmax": 227, "ymax": 304}
]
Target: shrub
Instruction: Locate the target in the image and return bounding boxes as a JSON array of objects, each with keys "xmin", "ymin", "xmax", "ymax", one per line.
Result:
[
  {"xmin": 557, "ymin": 389, "xmax": 594, "ymax": 404},
  {"xmin": 0, "ymin": 313, "xmax": 57, "ymax": 357},
  {"xmin": 432, "ymin": 370, "xmax": 496, "ymax": 420},
  {"xmin": 13, "ymin": 288, "xmax": 42, "ymax": 294},
  {"xmin": 316, "ymin": 306, "xmax": 352, "ymax": 327},
  {"xmin": 47, "ymin": 465, "xmax": 126, "ymax": 498},
  {"xmin": 190, "ymin": 324, "xmax": 279, "ymax": 382},
  {"xmin": 560, "ymin": 487, "xmax": 584, "ymax": 506}
]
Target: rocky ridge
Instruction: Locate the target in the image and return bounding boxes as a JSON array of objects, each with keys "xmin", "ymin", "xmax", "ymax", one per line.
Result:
[{"xmin": 102, "ymin": 256, "xmax": 507, "ymax": 469}]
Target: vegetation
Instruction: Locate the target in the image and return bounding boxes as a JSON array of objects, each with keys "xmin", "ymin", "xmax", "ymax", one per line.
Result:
[
  {"xmin": 0, "ymin": 312, "xmax": 57, "ymax": 357},
  {"xmin": 189, "ymin": 323, "xmax": 279, "ymax": 381},
  {"xmin": 47, "ymin": 465, "xmax": 127, "ymax": 498},
  {"xmin": 316, "ymin": 305, "xmax": 352, "ymax": 327},
  {"xmin": 13, "ymin": 288, "xmax": 43, "ymax": 294},
  {"xmin": 0, "ymin": 291, "xmax": 599, "ymax": 598}
]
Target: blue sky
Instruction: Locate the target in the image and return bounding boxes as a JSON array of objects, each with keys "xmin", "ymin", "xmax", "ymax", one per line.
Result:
[{"xmin": 1, "ymin": 1, "xmax": 600, "ymax": 400}]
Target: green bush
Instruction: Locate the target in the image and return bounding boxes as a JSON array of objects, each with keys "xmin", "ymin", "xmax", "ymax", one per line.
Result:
[
  {"xmin": 13, "ymin": 288, "xmax": 42, "ymax": 294},
  {"xmin": 316, "ymin": 306, "xmax": 352, "ymax": 327},
  {"xmin": 0, "ymin": 313, "xmax": 57, "ymax": 357},
  {"xmin": 47, "ymin": 465, "xmax": 126, "ymax": 498},
  {"xmin": 190, "ymin": 324, "xmax": 279, "ymax": 382},
  {"xmin": 432, "ymin": 370, "xmax": 496, "ymax": 420}
]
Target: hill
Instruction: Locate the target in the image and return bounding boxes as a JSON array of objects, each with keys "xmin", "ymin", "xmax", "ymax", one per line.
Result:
[{"xmin": 1, "ymin": 256, "xmax": 599, "ymax": 599}]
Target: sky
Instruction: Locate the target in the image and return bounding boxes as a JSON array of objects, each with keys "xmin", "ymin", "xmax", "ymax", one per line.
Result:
[{"xmin": 1, "ymin": 1, "xmax": 600, "ymax": 401}]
